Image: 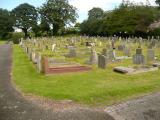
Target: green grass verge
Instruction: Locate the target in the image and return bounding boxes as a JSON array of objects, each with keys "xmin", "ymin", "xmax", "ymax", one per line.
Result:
[{"xmin": 13, "ymin": 45, "xmax": 160, "ymax": 106}]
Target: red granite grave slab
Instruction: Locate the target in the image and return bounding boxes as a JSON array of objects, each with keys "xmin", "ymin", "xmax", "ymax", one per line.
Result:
[
  {"xmin": 46, "ymin": 66, "xmax": 92, "ymax": 74},
  {"xmin": 42, "ymin": 57, "xmax": 91, "ymax": 74}
]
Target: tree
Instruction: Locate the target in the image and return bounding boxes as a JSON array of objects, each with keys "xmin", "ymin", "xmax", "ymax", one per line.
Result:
[
  {"xmin": 0, "ymin": 9, "xmax": 14, "ymax": 39},
  {"xmin": 39, "ymin": 17, "xmax": 51, "ymax": 36},
  {"xmin": 80, "ymin": 2, "xmax": 159, "ymax": 37},
  {"xmin": 156, "ymin": 0, "xmax": 160, "ymax": 6},
  {"xmin": 12, "ymin": 3, "xmax": 38, "ymax": 38},
  {"xmin": 88, "ymin": 7, "xmax": 104, "ymax": 20},
  {"xmin": 39, "ymin": 0, "xmax": 78, "ymax": 35}
]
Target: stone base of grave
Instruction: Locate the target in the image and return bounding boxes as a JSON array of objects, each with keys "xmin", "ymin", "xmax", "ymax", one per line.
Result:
[
  {"xmin": 45, "ymin": 66, "xmax": 92, "ymax": 74},
  {"xmin": 153, "ymin": 63, "xmax": 160, "ymax": 68},
  {"xmin": 116, "ymin": 56, "xmax": 132, "ymax": 60},
  {"xmin": 133, "ymin": 54, "xmax": 145, "ymax": 64},
  {"xmin": 113, "ymin": 66, "xmax": 136, "ymax": 74},
  {"xmin": 114, "ymin": 66, "xmax": 158, "ymax": 74},
  {"xmin": 42, "ymin": 57, "xmax": 92, "ymax": 74}
]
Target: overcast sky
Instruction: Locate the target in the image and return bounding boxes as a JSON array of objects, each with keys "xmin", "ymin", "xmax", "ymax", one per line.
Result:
[{"xmin": 0, "ymin": 0, "xmax": 157, "ymax": 22}]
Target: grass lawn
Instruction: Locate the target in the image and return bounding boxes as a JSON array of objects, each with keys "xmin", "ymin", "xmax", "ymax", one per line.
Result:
[
  {"xmin": 13, "ymin": 45, "xmax": 160, "ymax": 106},
  {"xmin": 0, "ymin": 40, "xmax": 6, "ymax": 45}
]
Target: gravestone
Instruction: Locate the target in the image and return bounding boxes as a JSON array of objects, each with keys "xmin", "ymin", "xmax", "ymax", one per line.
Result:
[
  {"xmin": 86, "ymin": 42, "xmax": 92, "ymax": 46},
  {"xmin": 66, "ymin": 46, "xmax": 77, "ymax": 58},
  {"xmin": 98, "ymin": 54, "xmax": 107, "ymax": 69},
  {"xmin": 123, "ymin": 47, "xmax": 131, "ymax": 57},
  {"xmin": 133, "ymin": 48, "xmax": 145, "ymax": 64},
  {"xmin": 88, "ymin": 49, "xmax": 98, "ymax": 65},
  {"xmin": 27, "ymin": 47, "xmax": 32, "ymax": 61},
  {"xmin": 102, "ymin": 48, "xmax": 107, "ymax": 56},
  {"xmin": 107, "ymin": 49, "xmax": 115, "ymax": 61},
  {"xmin": 37, "ymin": 53, "xmax": 42, "ymax": 73},
  {"xmin": 118, "ymin": 45, "xmax": 125, "ymax": 51},
  {"xmin": 46, "ymin": 45, "xmax": 49, "ymax": 50},
  {"xmin": 52, "ymin": 44, "xmax": 56, "ymax": 52},
  {"xmin": 31, "ymin": 52, "xmax": 37, "ymax": 64},
  {"xmin": 147, "ymin": 49, "xmax": 155, "ymax": 62}
]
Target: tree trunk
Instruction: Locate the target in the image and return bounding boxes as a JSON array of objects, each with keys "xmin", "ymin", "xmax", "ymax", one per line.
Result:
[
  {"xmin": 22, "ymin": 28, "xmax": 28, "ymax": 39},
  {"xmin": 52, "ymin": 23, "xmax": 59, "ymax": 36}
]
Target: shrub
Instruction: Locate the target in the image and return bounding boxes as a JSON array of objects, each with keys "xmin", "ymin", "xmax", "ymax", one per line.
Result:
[{"xmin": 8, "ymin": 32, "xmax": 24, "ymax": 44}]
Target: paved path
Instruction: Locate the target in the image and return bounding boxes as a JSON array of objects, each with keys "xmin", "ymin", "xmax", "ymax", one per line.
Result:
[
  {"xmin": 105, "ymin": 93, "xmax": 160, "ymax": 119},
  {"xmin": 0, "ymin": 44, "xmax": 114, "ymax": 120}
]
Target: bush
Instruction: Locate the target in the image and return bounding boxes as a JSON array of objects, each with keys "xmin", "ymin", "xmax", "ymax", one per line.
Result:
[{"xmin": 8, "ymin": 32, "xmax": 24, "ymax": 44}]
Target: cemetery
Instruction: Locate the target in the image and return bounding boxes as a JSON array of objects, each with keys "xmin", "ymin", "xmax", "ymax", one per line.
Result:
[
  {"xmin": 12, "ymin": 36, "xmax": 160, "ymax": 105},
  {"xmin": 2, "ymin": 0, "xmax": 160, "ymax": 119}
]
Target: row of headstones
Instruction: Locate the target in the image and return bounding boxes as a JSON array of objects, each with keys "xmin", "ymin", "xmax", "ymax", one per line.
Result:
[
  {"xmin": 21, "ymin": 38, "xmax": 155, "ymax": 69},
  {"xmin": 97, "ymin": 47, "xmax": 155, "ymax": 69}
]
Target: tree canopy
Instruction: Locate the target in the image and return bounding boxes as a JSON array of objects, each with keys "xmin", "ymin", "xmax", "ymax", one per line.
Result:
[
  {"xmin": 12, "ymin": 3, "xmax": 38, "ymax": 38},
  {"xmin": 80, "ymin": 1, "xmax": 160, "ymax": 37},
  {"xmin": 0, "ymin": 9, "xmax": 14, "ymax": 39},
  {"xmin": 88, "ymin": 7, "xmax": 104, "ymax": 20},
  {"xmin": 39, "ymin": 0, "xmax": 78, "ymax": 35}
]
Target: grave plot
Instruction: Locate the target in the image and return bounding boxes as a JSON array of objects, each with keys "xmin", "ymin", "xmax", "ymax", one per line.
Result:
[
  {"xmin": 114, "ymin": 66, "xmax": 158, "ymax": 74},
  {"xmin": 41, "ymin": 57, "xmax": 91, "ymax": 74},
  {"xmin": 113, "ymin": 45, "xmax": 159, "ymax": 74}
]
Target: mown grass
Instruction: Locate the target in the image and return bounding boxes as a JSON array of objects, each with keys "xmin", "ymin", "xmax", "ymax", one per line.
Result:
[
  {"xmin": 13, "ymin": 45, "xmax": 160, "ymax": 106},
  {"xmin": 0, "ymin": 40, "xmax": 6, "ymax": 45}
]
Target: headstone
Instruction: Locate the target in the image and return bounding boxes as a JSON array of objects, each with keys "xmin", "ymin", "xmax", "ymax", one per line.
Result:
[
  {"xmin": 67, "ymin": 46, "xmax": 77, "ymax": 58},
  {"xmin": 102, "ymin": 48, "xmax": 107, "ymax": 56},
  {"xmin": 123, "ymin": 47, "xmax": 131, "ymax": 57},
  {"xmin": 133, "ymin": 48, "xmax": 145, "ymax": 64},
  {"xmin": 86, "ymin": 42, "xmax": 91, "ymax": 46},
  {"xmin": 89, "ymin": 49, "xmax": 98, "ymax": 65},
  {"xmin": 107, "ymin": 49, "xmax": 115, "ymax": 61},
  {"xmin": 99, "ymin": 42, "xmax": 102, "ymax": 47},
  {"xmin": 31, "ymin": 52, "xmax": 37, "ymax": 64},
  {"xmin": 45, "ymin": 45, "xmax": 48, "ymax": 50},
  {"xmin": 147, "ymin": 49, "xmax": 155, "ymax": 62},
  {"xmin": 37, "ymin": 53, "xmax": 42, "ymax": 73},
  {"xmin": 98, "ymin": 54, "xmax": 107, "ymax": 69},
  {"xmin": 52, "ymin": 44, "xmax": 56, "ymax": 52},
  {"xmin": 118, "ymin": 45, "xmax": 125, "ymax": 51}
]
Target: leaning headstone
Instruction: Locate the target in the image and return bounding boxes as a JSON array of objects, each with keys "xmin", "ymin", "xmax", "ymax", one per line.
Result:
[
  {"xmin": 133, "ymin": 48, "xmax": 145, "ymax": 64},
  {"xmin": 98, "ymin": 54, "xmax": 107, "ymax": 69}
]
